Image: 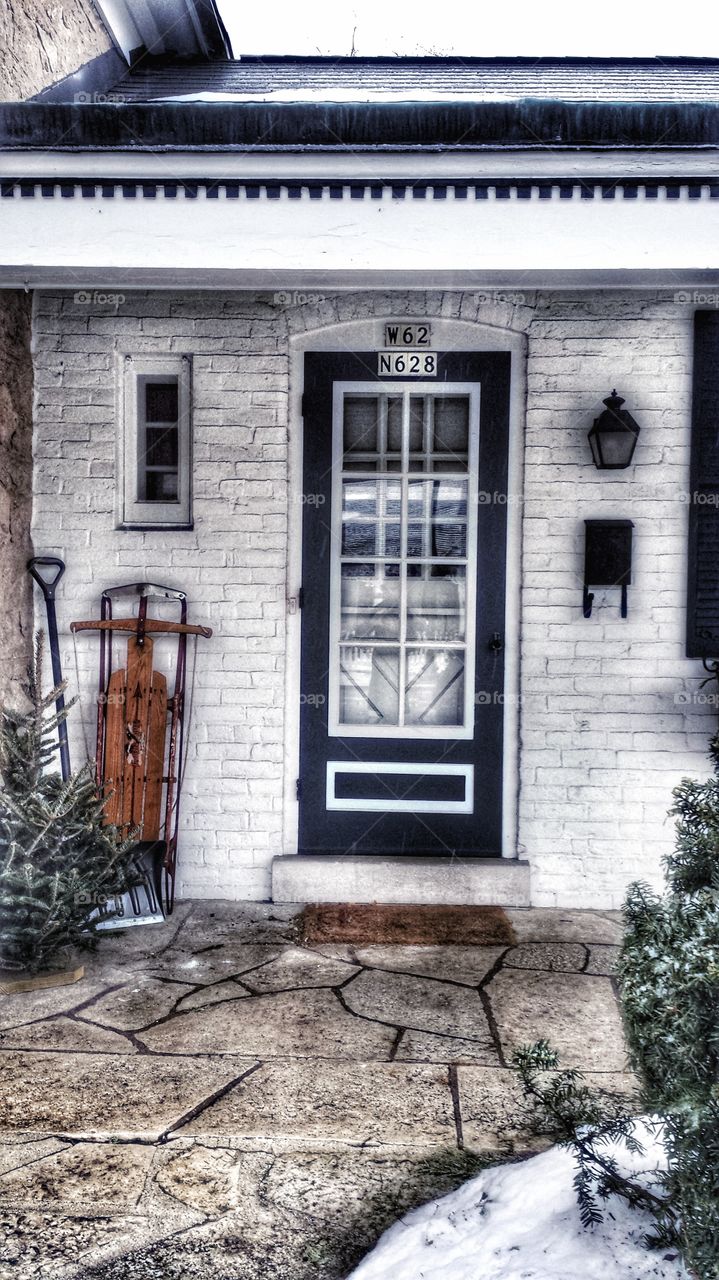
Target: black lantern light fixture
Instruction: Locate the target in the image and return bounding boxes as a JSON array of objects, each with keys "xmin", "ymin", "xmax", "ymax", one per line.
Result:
[{"xmin": 587, "ymin": 390, "xmax": 640, "ymax": 470}]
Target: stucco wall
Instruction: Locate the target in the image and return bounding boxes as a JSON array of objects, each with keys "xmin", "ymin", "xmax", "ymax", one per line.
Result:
[
  {"xmin": 29, "ymin": 287, "xmax": 715, "ymax": 907},
  {"xmin": 0, "ymin": 291, "xmax": 33, "ymax": 702},
  {"xmin": 0, "ymin": 0, "xmax": 113, "ymax": 706},
  {"xmin": 0, "ymin": 0, "xmax": 111, "ymax": 101}
]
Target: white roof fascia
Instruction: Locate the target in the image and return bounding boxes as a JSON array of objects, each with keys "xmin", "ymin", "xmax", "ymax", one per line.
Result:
[
  {"xmin": 92, "ymin": 0, "xmax": 219, "ymax": 61},
  {"xmin": 2, "ymin": 179, "xmax": 719, "ymax": 288},
  {"xmin": 2, "ymin": 149, "xmax": 719, "ymax": 181}
]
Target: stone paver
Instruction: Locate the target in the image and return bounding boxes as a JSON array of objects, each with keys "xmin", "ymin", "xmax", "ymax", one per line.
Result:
[
  {"xmin": 0, "ymin": 1209, "xmax": 167, "ymax": 1280},
  {"xmin": 0, "ymin": 1017, "xmax": 136, "ymax": 1055},
  {"xmin": 458, "ymin": 1065, "xmax": 638, "ymax": 1154},
  {"xmin": 137, "ymin": 987, "xmax": 397, "ymax": 1060},
  {"xmin": 0, "ymin": 1143, "xmax": 154, "ymax": 1210},
  {"xmin": 0, "ymin": 903, "xmax": 633, "ymax": 1280},
  {"xmin": 240, "ymin": 947, "xmax": 361, "ymax": 992},
  {"xmin": 503, "ymin": 942, "xmax": 587, "ymax": 972},
  {"xmin": 175, "ymin": 981, "xmax": 250, "ymax": 1013},
  {"xmin": 486, "ymin": 967, "xmax": 628, "ymax": 1070},
  {"xmin": 350, "ymin": 944, "xmax": 507, "ymax": 986},
  {"xmin": 342, "ymin": 968, "xmax": 494, "ymax": 1044},
  {"xmin": 0, "ymin": 979, "xmax": 111, "ymax": 1031},
  {"xmin": 145, "ymin": 944, "xmax": 284, "ymax": 984},
  {"xmin": 82, "ymin": 978, "xmax": 194, "ymax": 1031},
  {"xmin": 151, "ymin": 1144, "xmax": 246, "ymax": 1216},
  {"xmin": 0, "ymin": 1051, "xmax": 259, "ymax": 1139},
  {"xmin": 395, "ymin": 1028, "xmax": 499, "ymax": 1065},
  {"xmin": 182, "ymin": 1060, "xmax": 456, "ymax": 1147},
  {"xmin": 0, "ymin": 1138, "xmax": 68, "ymax": 1177},
  {"xmin": 586, "ymin": 944, "xmax": 621, "ymax": 976},
  {"xmin": 506, "ymin": 908, "xmax": 623, "ymax": 945}
]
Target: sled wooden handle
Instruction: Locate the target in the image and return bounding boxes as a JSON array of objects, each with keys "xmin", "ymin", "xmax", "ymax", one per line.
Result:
[{"xmin": 71, "ymin": 619, "xmax": 213, "ymax": 638}]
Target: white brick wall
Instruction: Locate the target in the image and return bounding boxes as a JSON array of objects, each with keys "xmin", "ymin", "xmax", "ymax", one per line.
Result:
[
  {"xmin": 31, "ymin": 291, "xmax": 289, "ymax": 901},
  {"xmin": 520, "ymin": 292, "xmax": 715, "ymax": 907},
  {"xmin": 30, "ymin": 288, "xmax": 717, "ymax": 907}
]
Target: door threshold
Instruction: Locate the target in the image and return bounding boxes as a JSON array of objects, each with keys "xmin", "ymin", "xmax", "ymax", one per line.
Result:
[{"xmin": 272, "ymin": 854, "xmax": 530, "ymax": 907}]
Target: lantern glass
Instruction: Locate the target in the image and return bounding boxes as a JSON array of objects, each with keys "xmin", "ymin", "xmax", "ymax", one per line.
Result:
[{"xmin": 587, "ymin": 391, "xmax": 640, "ymax": 470}]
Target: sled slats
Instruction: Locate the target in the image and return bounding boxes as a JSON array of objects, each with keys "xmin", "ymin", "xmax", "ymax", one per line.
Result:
[
  {"xmin": 143, "ymin": 670, "xmax": 167, "ymax": 841},
  {"xmin": 103, "ymin": 669, "xmax": 129, "ymax": 831},
  {"xmin": 72, "ymin": 619, "xmax": 212, "ymax": 638},
  {"xmin": 102, "ymin": 637, "xmax": 167, "ymax": 841}
]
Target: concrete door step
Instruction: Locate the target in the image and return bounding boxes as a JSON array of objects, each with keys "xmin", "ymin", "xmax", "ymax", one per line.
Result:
[{"xmin": 272, "ymin": 855, "xmax": 531, "ymax": 907}]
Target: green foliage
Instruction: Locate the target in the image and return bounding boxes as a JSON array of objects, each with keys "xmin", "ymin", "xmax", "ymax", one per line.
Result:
[
  {"xmin": 0, "ymin": 634, "xmax": 141, "ymax": 974},
  {"xmin": 515, "ymin": 729, "xmax": 719, "ymax": 1279},
  {"xmin": 616, "ymin": 733, "xmax": 719, "ymax": 1278},
  {"xmin": 513, "ymin": 1042, "xmax": 669, "ymax": 1233},
  {"xmin": 662, "ymin": 731, "xmax": 719, "ymax": 895}
]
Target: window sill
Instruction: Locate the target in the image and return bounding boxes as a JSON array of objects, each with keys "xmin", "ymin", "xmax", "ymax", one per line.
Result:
[{"xmin": 117, "ymin": 522, "xmax": 195, "ymax": 532}]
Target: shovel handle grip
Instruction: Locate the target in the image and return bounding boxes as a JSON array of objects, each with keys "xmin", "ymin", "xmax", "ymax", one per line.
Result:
[{"xmin": 28, "ymin": 556, "xmax": 66, "ymax": 600}]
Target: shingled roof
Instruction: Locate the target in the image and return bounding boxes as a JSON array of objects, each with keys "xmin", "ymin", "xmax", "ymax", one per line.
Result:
[
  {"xmin": 5, "ymin": 56, "xmax": 719, "ymax": 155},
  {"xmin": 105, "ymin": 55, "xmax": 719, "ymax": 104}
]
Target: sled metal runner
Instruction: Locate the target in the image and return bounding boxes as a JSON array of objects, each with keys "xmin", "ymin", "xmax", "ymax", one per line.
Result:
[{"xmin": 71, "ymin": 583, "xmax": 213, "ymax": 916}]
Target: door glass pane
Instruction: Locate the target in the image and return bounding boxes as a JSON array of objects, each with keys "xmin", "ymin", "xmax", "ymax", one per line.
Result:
[
  {"xmin": 342, "ymin": 479, "xmax": 403, "ymax": 557},
  {"xmin": 432, "ymin": 522, "xmax": 467, "ymax": 558},
  {"xmin": 406, "ymin": 566, "xmax": 466, "ymax": 641},
  {"xmin": 433, "ymin": 397, "xmax": 469, "ymax": 468},
  {"xmin": 407, "ymin": 395, "xmax": 426, "ymax": 470},
  {"xmin": 387, "ymin": 397, "xmax": 403, "ymax": 453},
  {"xmin": 343, "ymin": 395, "xmax": 404, "ymax": 470},
  {"xmin": 343, "ymin": 397, "xmax": 378, "ymax": 455},
  {"xmin": 408, "ymin": 396, "xmax": 425, "ymax": 450},
  {"xmin": 341, "ymin": 563, "xmax": 401, "ymax": 640},
  {"xmin": 406, "ymin": 479, "xmax": 468, "ymax": 558},
  {"xmin": 339, "ymin": 646, "xmax": 400, "ymax": 725},
  {"xmin": 405, "ymin": 648, "xmax": 465, "ymax": 726}
]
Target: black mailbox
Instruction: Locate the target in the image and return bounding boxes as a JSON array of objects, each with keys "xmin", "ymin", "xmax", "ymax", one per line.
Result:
[{"xmin": 583, "ymin": 519, "xmax": 634, "ymax": 618}]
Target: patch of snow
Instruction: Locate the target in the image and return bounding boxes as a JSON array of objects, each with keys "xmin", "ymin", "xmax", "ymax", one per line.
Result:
[
  {"xmin": 153, "ymin": 89, "xmax": 524, "ymax": 103},
  {"xmin": 348, "ymin": 1121, "xmax": 690, "ymax": 1280}
]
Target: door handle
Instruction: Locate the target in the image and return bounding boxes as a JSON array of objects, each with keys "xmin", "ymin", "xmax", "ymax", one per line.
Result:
[{"xmin": 488, "ymin": 632, "xmax": 504, "ymax": 653}]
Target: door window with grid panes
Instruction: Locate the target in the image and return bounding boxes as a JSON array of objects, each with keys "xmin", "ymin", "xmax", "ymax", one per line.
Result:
[{"xmin": 330, "ymin": 387, "xmax": 478, "ymax": 738}]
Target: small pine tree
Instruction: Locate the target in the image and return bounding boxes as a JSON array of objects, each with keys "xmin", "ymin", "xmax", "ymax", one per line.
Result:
[
  {"xmin": 617, "ymin": 730, "xmax": 719, "ymax": 1278},
  {"xmin": 514, "ymin": 729, "xmax": 719, "ymax": 1279},
  {"xmin": 0, "ymin": 634, "xmax": 142, "ymax": 974}
]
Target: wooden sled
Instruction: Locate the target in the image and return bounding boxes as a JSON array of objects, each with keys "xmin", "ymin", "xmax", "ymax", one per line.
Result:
[{"xmin": 71, "ymin": 583, "xmax": 212, "ymax": 915}]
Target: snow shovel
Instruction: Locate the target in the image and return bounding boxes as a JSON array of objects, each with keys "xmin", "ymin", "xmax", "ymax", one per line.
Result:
[{"xmin": 27, "ymin": 556, "xmax": 71, "ymax": 781}]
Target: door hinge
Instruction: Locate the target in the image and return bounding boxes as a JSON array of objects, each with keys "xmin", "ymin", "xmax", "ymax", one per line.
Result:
[{"xmin": 295, "ymin": 778, "xmax": 302, "ymax": 801}]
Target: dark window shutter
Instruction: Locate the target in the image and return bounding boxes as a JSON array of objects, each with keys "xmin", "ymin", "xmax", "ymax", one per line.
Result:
[{"xmin": 687, "ymin": 311, "xmax": 719, "ymax": 658}]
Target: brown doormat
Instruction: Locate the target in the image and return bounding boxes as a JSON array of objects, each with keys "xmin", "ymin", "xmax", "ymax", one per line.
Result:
[{"xmin": 298, "ymin": 903, "xmax": 516, "ymax": 946}]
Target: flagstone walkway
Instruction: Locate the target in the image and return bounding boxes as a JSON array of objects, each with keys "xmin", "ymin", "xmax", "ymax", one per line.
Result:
[{"xmin": 0, "ymin": 903, "xmax": 634, "ymax": 1279}]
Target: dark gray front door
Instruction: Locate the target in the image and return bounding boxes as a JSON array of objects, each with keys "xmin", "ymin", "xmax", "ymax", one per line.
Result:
[{"xmin": 298, "ymin": 350, "xmax": 511, "ymax": 857}]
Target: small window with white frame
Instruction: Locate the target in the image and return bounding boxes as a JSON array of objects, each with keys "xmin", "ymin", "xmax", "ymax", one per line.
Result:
[{"xmin": 120, "ymin": 354, "xmax": 192, "ymax": 528}]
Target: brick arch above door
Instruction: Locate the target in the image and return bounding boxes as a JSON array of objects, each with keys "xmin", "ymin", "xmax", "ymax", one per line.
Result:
[{"xmin": 284, "ymin": 289, "xmax": 537, "ymax": 343}]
